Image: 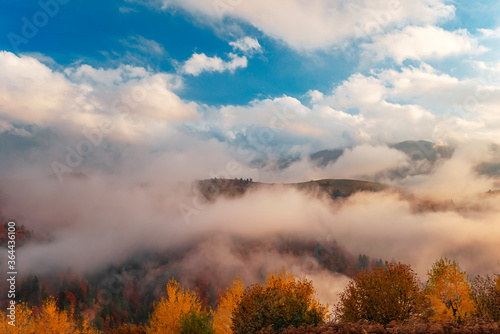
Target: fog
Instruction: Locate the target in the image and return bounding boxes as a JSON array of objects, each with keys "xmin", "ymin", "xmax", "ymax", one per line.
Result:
[{"xmin": 1, "ymin": 137, "xmax": 500, "ymax": 306}]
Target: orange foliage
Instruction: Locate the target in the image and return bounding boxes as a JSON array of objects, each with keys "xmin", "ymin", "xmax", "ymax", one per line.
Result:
[
  {"xmin": 0, "ymin": 302, "xmax": 35, "ymax": 333},
  {"xmin": 425, "ymin": 258, "xmax": 474, "ymax": 323},
  {"xmin": 231, "ymin": 267, "xmax": 328, "ymax": 333},
  {"xmin": 0, "ymin": 298, "xmax": 99, "ymax": 334},
  {"xmin": 212, "ymin": 276, "xmax": 244, "ymax": 334}
]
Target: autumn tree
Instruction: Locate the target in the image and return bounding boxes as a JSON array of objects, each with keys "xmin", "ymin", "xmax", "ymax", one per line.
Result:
[
  {"xmin": 34, "ymin": 297, "xmax": 100, "ymax": 334},
  {"xmin": 231, "ymin": 267, "xmax": 328, "ymax": 333},
  {"xmin": 0, "ymin": 302, "xmax": 35, "ymax": 334},
  {"xmin": 470, "ymin": 274, "xmax": 500, "ymax": 321},
  {"xmin": 212, "ymin": 276, "xmax": 244, "ymax": 334},
  {"xmin": 335, "ymin": 262, "xmax": 426, "ymax": 325},
  {"xmin": 147, "ymin": 278, "xmax": 213, "ymax": 334},
  {"xmin": 0, "ymin": 297, "xmax": 99, "ymax": 334},
  {"xmin": 425, "ymin": 258, "xmax": 474, "ymax": 323}
]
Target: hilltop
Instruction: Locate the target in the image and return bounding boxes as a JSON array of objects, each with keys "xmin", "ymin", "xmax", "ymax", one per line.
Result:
[{"xmin": 197, "ymin": 178, "xmax": 388, "ymax": 201}]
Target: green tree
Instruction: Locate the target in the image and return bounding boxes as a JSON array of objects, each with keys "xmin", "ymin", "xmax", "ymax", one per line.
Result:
[
  {"xmin": 336, "ymin": 262, "xmax": 426, "ymax": 325},
  {"xmin": 356, "ymin": 254, "xmax": 369, "ymax": 270},
  {"xmin": 375, "ymin": 259, "xmax": 384, "ymax": 268},
  {"xmin": 179, "ymin": 310, "xmax": 215, "ymax": 334}
]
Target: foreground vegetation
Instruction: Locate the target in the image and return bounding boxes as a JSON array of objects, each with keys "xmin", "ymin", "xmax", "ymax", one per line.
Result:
[{"xmin": 2, "ymin": 259, "xmax": 500, "ymax": 333}]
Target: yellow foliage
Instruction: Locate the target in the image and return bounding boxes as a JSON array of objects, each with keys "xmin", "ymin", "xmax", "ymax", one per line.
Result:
[
  {"xmin": 212, "ymin": 276, "xmax": 244, "ymax": 334},
  {"xmin": 0, "ymin": 298, "xmax": 99, "ymax": 334},
  {"xmin": 266, "ymin": 268, "xmax": 296, "ymax": 291},
  {"xmin": 426, "ymin": 258, "xmax": 475, "ymax": 322},
  {"xmin": 265, "ymin": 267, "xmax": 329, "ymax": 319},
  {"xmin": 147, "ymin": 278, "xmax": 202, "ymax": 334}
]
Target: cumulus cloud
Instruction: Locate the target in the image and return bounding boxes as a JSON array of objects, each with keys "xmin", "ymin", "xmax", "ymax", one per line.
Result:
[
  {"xmin": 147, "ymin": 0, "xmax": 455, "ymax": 50},
  {"xmin": 478, "ymin": 27, "xmax": 500, "ymax": 39},
  {"xmin": 363, "ymin": 26, "xmax": 486, "ymax": 63},
  {"xmin": 181, "ymin": 52, "xmax": 247, "ymax": 76},
  {"xmin": 0, "ymin": 51, "xmax": 79, "ymax": 126},
  {"xmin": 312, "ymin": 64, "xmax": 500, "ymax": 145},
  {"xmin": 4, "ymin": 52, "xmax": 500, "ymax": 183},
  {"xmin": 0, "ymin": 52, "xmax": 199, "ymax": 142}
]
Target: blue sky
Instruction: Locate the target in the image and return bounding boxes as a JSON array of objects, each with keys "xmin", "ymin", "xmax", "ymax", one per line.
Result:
[
  {"xmin": 1, "ymin": 0, "xmax": 361, "ymax": 105},
  {"xmin": 1, "ymin": 0, "xmax": 500, "ymax": 183}
]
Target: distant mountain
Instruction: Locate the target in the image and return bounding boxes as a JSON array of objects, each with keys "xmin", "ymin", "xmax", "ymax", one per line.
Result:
[
  {"xmin": 308, "ymin": 140, "xmax": 455, "ymax": 180},
  {"xmin": 475, "ymin": 162, "xmax": 500, "ymax": 178},
  {"xmin": 309, "ymin": 149, "xmax": 344, "ymax": 167},
  {"xmin": 309, "ymin": 140, "xmax": 454, "ymax": 168},
  {"xmin": 389, "ymin": 140, "xmax": 454, "ymax": 163}
]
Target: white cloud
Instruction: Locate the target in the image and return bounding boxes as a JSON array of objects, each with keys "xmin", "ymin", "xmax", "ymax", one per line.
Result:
[
  {"xmin": 181, "ymin": 52, "xmax": 247, "ymax": 76},
  {"xmin": 119, "ymin": 6, "xmax": 139, "ymax": 13},
  {"xmin": 376, "ymin": 65, "xmax": 473, "ymax": 108},
  {"xmin": 364, "ymin": 26, "xmax": 486, "ymax": 63},
  {"xmin": 478, "ymin": 27, "xmax": 500, "ymax": 39},
  {"xmin": 0, "ymin": 51, "xmax": 77, "ymax": 126},
  {"xmin": 64, "ymin": 64, "xmax": 150, "ymax": 86},
  {"xmin": 0, "ymin": 52, "xmax": 199, "ymax": 141},
  {"xmin": 3, "ymin": 51, "xmax": 500, "ymax": 184},
  {"xmin": 148, "ymin": 0, "xmax": 455, "ymax": 50},
  {"xmin": 319, "ymin": 64, "xmax": 500, "ymax": 144},
  {"xmin": 230, "ymin": 37, "xmax": 262, "ymax": 54},
  {"xmin": 330, "ymin": 74, "xmax": 388, "ymax": 107},
  {"xmin": 120, "ymin": 35, "xmax": 165, "ymax": 55},
  {"xmin": 403, "ymin": 140, "xmax": 494, "ymax": 198},
  {"xmin": 323, "ymin": 145, "xmax": 410, "ymax": 178},
  {"xmin": 473, "ymin": 60, "xmax": 500, "ymax": 75}
]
